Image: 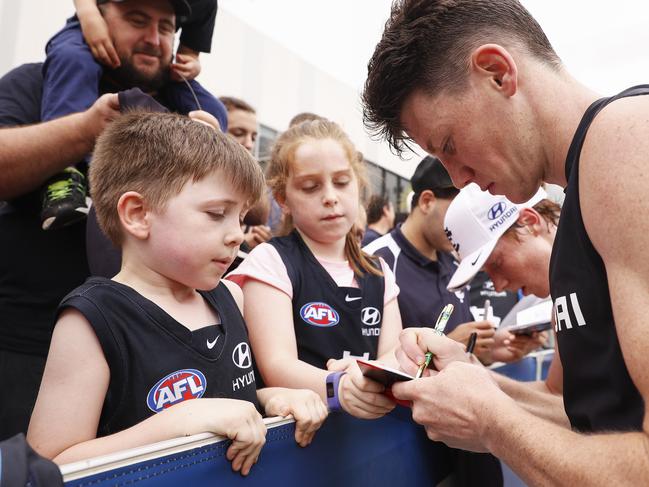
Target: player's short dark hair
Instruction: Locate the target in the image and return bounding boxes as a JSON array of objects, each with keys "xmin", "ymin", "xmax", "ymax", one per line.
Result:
[{"xmin": 362, "ymin": 0, "xmax": 561, "ymax": 156}]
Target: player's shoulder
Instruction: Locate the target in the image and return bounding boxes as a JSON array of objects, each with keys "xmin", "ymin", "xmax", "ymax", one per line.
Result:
[{"xmin": 585, "ymin": 94, "xmax": 649, "ymax": 162}]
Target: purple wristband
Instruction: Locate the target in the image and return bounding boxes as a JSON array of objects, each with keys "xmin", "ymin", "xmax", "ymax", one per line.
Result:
[{"xmin": 326, "ymin": 371, "xmax": 346, "ymax": 411}]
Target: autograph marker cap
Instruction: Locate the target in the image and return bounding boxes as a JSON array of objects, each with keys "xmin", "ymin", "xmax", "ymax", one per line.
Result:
[{"xmin": 444, "ymin": 183, "xmax": 547, "ymax": 291}]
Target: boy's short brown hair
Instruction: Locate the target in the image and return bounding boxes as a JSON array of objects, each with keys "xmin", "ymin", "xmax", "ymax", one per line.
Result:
[{"xmin": 90, "ymin": 112, "xmax": 265, "ymax": 245}]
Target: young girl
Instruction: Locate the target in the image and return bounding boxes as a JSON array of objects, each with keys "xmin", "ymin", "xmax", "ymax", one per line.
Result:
[
  {"xmin": 228, "ymin": 119, "xmax": 403, "ymax": 419},
  {"xmin": 27, "ymin": 112, "xmax": 327, "ymax": 476}
]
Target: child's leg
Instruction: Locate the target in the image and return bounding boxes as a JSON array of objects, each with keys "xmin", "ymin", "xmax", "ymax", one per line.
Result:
[
  {"xmin": 165, "ymin": 80, "xmax": 229, "ymax": 132},
  {"xmin": 42, "ymin": 19, "xmax": 103, "ymax": 122},
  {"xmin": 40, "ymin": 20, "xmax": 101, "ymax": 230}
]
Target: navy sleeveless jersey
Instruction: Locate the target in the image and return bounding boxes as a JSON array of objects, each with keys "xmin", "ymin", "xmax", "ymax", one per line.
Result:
[
  {"xmin": 549, "ymin": 85, "xmax": 649, "ymax": 432},
  {"xmin": 59, "ymin": 277, "xmax": 258, "ymax": 436},
  {"xmin": 269, "ymin": 231, "xmax": 385, "ymax": 368}
]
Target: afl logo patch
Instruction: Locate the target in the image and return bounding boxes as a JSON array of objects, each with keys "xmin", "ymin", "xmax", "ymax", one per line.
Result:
[
  {"xmin": 361, "ymin": 307, "xmax": 381, "ymax": 326},
  {"xmin": 146, "ymin": 369, "xmax": 207, "ymax": 413},
  {"xmin": 300, "ymin": 302, "xmax": 340, "ymax": 327}
]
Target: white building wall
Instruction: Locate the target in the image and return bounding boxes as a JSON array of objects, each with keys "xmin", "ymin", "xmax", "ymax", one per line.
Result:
[{"xmin": 0, "ymin": 1, "xmax": 421, "ymax": 181}]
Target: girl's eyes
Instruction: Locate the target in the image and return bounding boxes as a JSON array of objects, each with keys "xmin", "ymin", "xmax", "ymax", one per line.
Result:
[
  {"xmin": 300, "ymin": 179, "xmax": 351, "ymax": 191},
  {"xmin": 207, "ymin": 211, "xmax": 225, "ymax": 221}
]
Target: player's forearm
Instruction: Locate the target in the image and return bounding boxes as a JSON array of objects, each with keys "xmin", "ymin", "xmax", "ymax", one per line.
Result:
[
  {"xmin": 485, "ymin": 399, "xmax": 649, "ymax": 486},
  {"xmin": 0, "ymin": 113, "xmax": 96, "ymax": 199},
  {"xmin": 491, "ymin": 372, "xmax": 569, "ymax": 427}
]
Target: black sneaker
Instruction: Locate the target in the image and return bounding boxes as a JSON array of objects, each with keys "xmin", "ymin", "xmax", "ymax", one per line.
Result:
[{"xmin": 41, "ymin": 167, "xmax": 89, "ymax": 230}]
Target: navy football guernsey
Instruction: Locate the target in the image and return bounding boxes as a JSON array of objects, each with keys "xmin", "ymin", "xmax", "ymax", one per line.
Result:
[
  {"xmin": 59, "ymin": 277, "xmax": 258, "ymax": 436},
  {"xmin": 550, "ymin": 85, "xmax": 649, "ymax": 432},
  {"xmin": 268, "ymin": 231, "xmax": 384, "ymax": 368}
]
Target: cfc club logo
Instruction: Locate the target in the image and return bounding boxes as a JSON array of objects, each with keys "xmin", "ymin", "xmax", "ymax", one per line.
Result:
[
  {"xmin": 361, "ymin": 307, "xmax": 381, "ymax": 326},
  {"xmin": 300, "ymin": 302, "xmax": 340, "ymax": 327},
  {"xmin": 487, "ymin": 202, "xmax": 507, "ymax": 220},
  {"xmin": 146, "ymin": 369, "xmax": 206, "ymax": 413},
  {"xmin": 232, "ymin": 342, "xmax": 252, "ymax": 369}
]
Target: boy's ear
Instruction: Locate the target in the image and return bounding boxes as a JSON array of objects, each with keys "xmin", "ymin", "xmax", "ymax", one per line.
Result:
[
  {"xmin": 117, "ymin": 191, "xmax": 150, "ymax": 240},
  {"xmin": 517, "ymin": 207, "xmax": 542, "ymax": 235}
]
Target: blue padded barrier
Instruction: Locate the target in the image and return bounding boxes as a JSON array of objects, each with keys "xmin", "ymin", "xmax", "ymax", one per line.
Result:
[
  {"xmin": 63, "ymin": 353, "xmax": 555, "ymax": 487},
  {"xmin": 63, "ymin": 407, "xmax": 451, "ymax": 486}
]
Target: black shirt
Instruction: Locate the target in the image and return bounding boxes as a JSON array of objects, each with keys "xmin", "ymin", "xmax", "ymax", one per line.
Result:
[
  {"xmin": 59, "ymin": 277, "xmax": 258, "ymax": 436},
  {"xmin": 0, "ymin": 64, "xmax": 90, "ymax": 356},
  {"xmin": 364, "ymin": 226, "xmax": 473, "ymax": 332},
  {"xmin": 550, "ymin": 85, "xmax": 649, "ymax": 433},
  {"xmin": 0, "ymin": 64, "xmax": 190, "ymax": 357},
  {"xmin": 180, "ymin": 0, "xmax": 218, "ymax": 53},
  {"xmin": 268, "ymin": 231, "xmax": 384, "ymax": 368}
]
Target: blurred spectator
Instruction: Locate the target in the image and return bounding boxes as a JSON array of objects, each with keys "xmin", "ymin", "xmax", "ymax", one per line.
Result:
[
  {"xmin": 362, "ymin": 194, "xmax": 395, "ymax": 246},
  {"xmin": 220, "ymin": 96, "xmax": 257, "ymax": 152},
  {"xmin": 288, "ymin": 111, "xmax": 324, "ymax": 127},
  {"xmin": 220, "ymin": 96, "xmax": 272, "ymax": 255}
]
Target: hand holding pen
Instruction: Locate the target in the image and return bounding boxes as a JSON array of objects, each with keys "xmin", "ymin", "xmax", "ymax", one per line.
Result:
[{"xmin": 415, "ymin": 304, "xmax": 454, "ymax": 378}]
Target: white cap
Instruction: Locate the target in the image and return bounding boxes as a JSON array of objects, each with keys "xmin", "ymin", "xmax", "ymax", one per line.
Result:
[{"xmin": 444, "ymin": 184, "xmax": 547, "ymax": 291}]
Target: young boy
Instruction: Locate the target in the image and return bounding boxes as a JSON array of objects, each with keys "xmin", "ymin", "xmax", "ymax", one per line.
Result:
[
  {"xmin": 40, "ymin": 0, "xmax": 225, "ymax": 230},
  {"xmin": 27, "ymin": 112, "xmax": 327, "ymax": 476}
]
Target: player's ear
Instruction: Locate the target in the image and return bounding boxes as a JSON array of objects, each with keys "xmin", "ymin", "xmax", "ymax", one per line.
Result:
[
  {"xmin": 117, "ymin": 191, "xmax": 150, "ymax": 240},
  {"xmin": 471, "ymin": 43, "xmax": 518, "ymax": 97}
]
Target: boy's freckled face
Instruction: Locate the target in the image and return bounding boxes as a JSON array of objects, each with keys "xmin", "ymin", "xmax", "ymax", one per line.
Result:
[{"xmin": 145, "ymin": 170, "xmax": 247, "ymax": 290}]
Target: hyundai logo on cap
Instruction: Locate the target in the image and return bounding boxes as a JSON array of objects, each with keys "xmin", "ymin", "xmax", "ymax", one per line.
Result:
[{"xmin": 487, "ymin": 202, "xmax": 507, "ymax": 220}]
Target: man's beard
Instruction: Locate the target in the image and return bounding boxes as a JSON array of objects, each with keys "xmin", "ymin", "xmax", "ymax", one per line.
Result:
[{"xmin": 112, "ymin": 48, "xmax": 171, "ymax": 92}]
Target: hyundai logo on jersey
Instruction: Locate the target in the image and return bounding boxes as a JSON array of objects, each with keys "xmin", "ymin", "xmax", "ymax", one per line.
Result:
[
  {"xmin": 300, "ymin": 302, "xmax": 340, "ymax": 327},
  {"xmin": 146, "ymin": 369, "xmax": 207, "ymax": 413},
  {"xmin": 487, "ymin": 202, "xmax": 507, "ymax": 220},
  {"xmin": 361, "ymin": 307, "xmax": 381, "ymax": 326}
]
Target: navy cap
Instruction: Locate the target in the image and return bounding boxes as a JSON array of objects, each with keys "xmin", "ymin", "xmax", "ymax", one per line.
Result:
[
  {"xmin": 97, "ymin": 0, "xmax": 192, "ymax": 22},
  {"xmin": 411, "ymin": 156, "xmax": 455, "ymax": 194}
]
